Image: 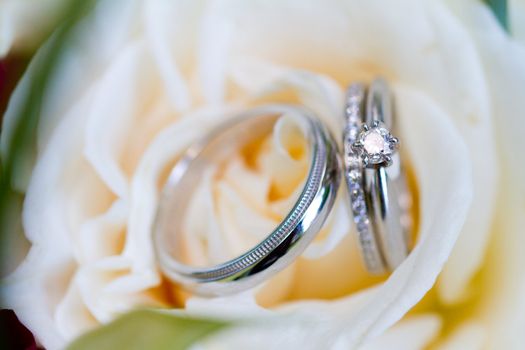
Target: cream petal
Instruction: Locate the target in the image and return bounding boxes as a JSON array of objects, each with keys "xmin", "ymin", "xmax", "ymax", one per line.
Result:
[
  {"xmin": 357, "ymin": 315, "xmax": 441, "ymax": 350},
  {"xmin": 255, "ymin": 264, "xmax": 298, "ymax": 306},
  {"xmin": 221, "ymin": 158, "xmax": 272, "ymax": 212},
  {"xmin": 84, "ymin": 41, "xmax": 153, "ymax": 198},
  {"xmin": 196, "ymin": 0, "xmax": 233, "ymax": 105},
  {"xmin": 55, "ymin": 282, "xmax": 98, "ymax": 340},
  {"xmin": 435, "ymin": 322, "xmax": 485, "ymax": 350},
  {"xmin": 271, "ymin": 112, "xmax": 309, "ymax": 162},
  {"xmin": 428, "ymin": 0, "xmax": 499, "ymax": 305},
  {"xmin": 77, "ymin": 199, "xmax": 127, "ymax": 263},
  {"xmin": 183, "ymin": 167, "xmax": 225, "ymax": 266},
  {"xmin": 256, "ymin": 114, "xmax": 309, "ymax": 205},
  {"xmin": 140, "ymin": 0, "xmax": 208, "ymax": 107},
  {"xmin": 187, "ymin": 292, "xmax": 267, "ymax": 319},
  {"xmin": 143, "ymin": 0, "xmax": 191, "ymax": 111},
  {"xmin": 214, "ymin": 180, "xmax": 279, "ymax": 259},
  {"xmin": 268, "ymin": 184, "xmax": 303, "ymax": 215},
  {"xmin": 20, "ymin": 94, "xmax": 108, "ymax": 246},
  {"xmin": 224, "ymin": 0, "xmax": 485, "ymax": 121},
  {"xmin": 230, "ymin": 58, "xmax": 344, "ymax": 135},
  {"xmin": 481, "ymin": 172, "xmax": 525, "ymax": 349},
  {"xmin": 74, "ymin": 257, "xmax": 160, "ymax": 323},
  {"xmin": 447, "ymin": 1, "xmax": 525, "ymax": 348},
  {"xmin": 1, "ymin": 245, "xmax": 75, "ymax": 349}
]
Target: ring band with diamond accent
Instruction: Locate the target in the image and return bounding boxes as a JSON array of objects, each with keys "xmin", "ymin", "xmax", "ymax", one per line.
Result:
[
  {"xmin": 154, "ymin": 105, "xmax": 340, "ymax": 296},
  {"xmin": 343, "ymin": 79, "xmax": 412, "ymax": 273}
]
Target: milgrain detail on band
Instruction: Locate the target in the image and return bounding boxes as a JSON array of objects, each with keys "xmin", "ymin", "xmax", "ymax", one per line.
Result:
[
  {"xmin": 343, "ymin": 84, "xmax": 386, "ymax": 274},
  {"xmin": 188, "ymin": 122, "xmax": 327, "ymax": 281}
]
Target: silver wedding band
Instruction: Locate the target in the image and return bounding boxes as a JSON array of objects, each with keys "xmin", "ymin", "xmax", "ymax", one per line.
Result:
[
  {"xmin": 154, "ymin": 105, "xmax": 340, "ymax": 296},
  {"xmin": 155, "ymin": 79, "xmax": 412, "ymax": 295},
  {"xmin": 343, "ymin": 79, "xmax": 411, "ymax": 273}
]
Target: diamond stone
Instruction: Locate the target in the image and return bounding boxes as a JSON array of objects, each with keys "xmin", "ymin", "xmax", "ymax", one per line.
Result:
[
  {"xmin": 356, "ymin": 217, "xmax": 369, "ymax": 232},
  {"xmin": 363, "ymin": 130, "xmax": 390, "ymax": 155},
  {"xmin": 352, "ymin": 121, "xmax": 399, "ymax": 168}
]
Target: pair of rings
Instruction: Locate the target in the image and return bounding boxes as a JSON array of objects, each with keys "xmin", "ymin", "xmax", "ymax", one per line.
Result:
[{"xmin": 154, "ymin": 78, "xmax": 412, "ymax": 296}]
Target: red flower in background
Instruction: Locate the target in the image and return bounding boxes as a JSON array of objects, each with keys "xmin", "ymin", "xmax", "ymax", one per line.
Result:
[{"xmin": 0, "ymin": 309, "xmax": 39, "ymax": 350}]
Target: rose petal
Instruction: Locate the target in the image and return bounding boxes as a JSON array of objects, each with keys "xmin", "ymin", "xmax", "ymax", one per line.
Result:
[
  {"xmin": 429, "ymin": 0, "xmax": 498, "ymax": 305},
  {"xmin": 196, "ymin": 0, "xmax": 233, "ymax": 105},
  {"xmin": 446, "ymin": 1, "xmax": 525, "ymax": 348},
  {"xmin": 435, "ymin": 322, "xmax": 485, "ymax": 350},
  {"xmin": 357, "ymin": 315, "xmax": 441, "ymax": 350},
  {"xmin": 230, "ymin": 58, "xmax": 344, "ymax": 135},
  {"xmin": 144, "ymin": 0, "xmax": 191, "ymax": 110},
  {"xmin": 84, "ymin": 41, "xmax": 149, "ymax": 198},
  {"xmin": 55, "ymin": 283, "xmax": 98, "ymax": 339},
  {"xmin": 77, "ymin": 199, "xmax": 127, "ymax": 263},
  {"xmin": 214, "ymin": 180, "xmax": 279, "ymax": 259},
  {"xmin": 183, "ymin": 166, "xmax": 226, "ymax": 265}
]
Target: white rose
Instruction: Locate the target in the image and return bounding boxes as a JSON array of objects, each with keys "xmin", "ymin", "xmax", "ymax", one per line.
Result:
[{"xmin": 1, "ymin": 0, "xmax": 524, "ymax": 349}]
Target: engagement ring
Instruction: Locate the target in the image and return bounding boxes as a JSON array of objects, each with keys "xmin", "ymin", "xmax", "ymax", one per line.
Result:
[{"xmin": 343, "ymin": 79, "xmax": 412, "ymax": 273}]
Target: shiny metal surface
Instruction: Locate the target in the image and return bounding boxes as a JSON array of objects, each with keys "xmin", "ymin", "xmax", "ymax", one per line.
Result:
[
  {"xmin": 154, "ymin": 105, "xmax": 341, "ymax": 296},
  {"xmin": 343, "ymin": 79, "xmax": 412, "ymax": 273},
  {"xmin": 343, "ymin": 84, "xmax": 387, "ymax": 273},
  {"xmin": 363, "ymin": 78, "xmax": 411, "ymax": 270}
]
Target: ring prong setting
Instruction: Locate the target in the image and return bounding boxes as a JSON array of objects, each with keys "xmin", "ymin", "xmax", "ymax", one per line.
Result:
[{"xmin": 351, "ymin": 121, "xmax": 399, "ymax": 168}]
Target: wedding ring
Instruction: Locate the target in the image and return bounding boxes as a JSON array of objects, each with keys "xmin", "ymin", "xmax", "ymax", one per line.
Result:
[
  {"xmin": 343, "ymin": 79, "xmax": 412, "ymax": 273},
  {"xmin": 154, "ymin": 105, "xmax": 340, "ymax": 296}
]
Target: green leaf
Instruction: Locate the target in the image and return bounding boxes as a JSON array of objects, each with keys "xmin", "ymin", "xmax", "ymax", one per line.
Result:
[
  {"xmin": 67, "ymin": 310, "xmax": 227, "ymax": 350},
  {"xmin": 484, "ymin": 0, "xmax": 508, "ymax": 31}
]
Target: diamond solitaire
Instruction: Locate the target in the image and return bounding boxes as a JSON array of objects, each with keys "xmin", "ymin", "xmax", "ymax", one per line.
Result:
[{"xmin": 352, "ymin": 120, "xmax": 399, "ymax": 168}]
